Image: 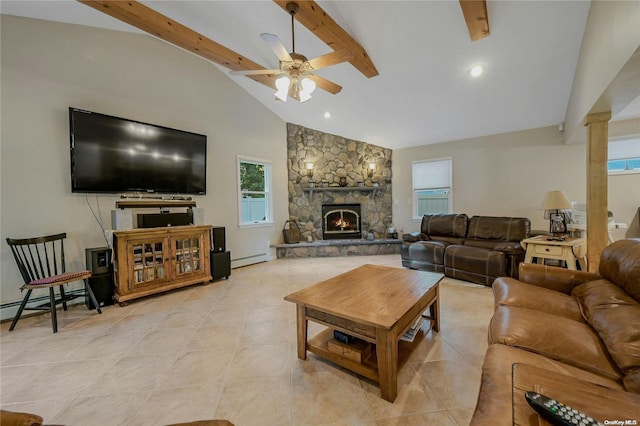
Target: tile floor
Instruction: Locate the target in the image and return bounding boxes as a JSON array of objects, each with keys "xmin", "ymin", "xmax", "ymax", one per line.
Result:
[{"xmin": 0, "ymin": 254, "xmax": 494, "ymax": 426}]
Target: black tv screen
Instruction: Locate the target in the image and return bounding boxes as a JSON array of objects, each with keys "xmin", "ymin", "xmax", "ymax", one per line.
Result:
[{"xmin": 70, "ymin": 108, "xmax": 206, "ymax": 194}]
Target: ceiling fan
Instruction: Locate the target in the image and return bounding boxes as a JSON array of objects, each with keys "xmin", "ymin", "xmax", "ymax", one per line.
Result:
[{"xmin": 230, "ymin": 2, "xmax": 353, "ymax": 102}]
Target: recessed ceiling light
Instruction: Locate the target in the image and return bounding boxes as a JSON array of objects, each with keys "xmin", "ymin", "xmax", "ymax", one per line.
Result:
[
  {"xmin": 324, "ymin": 112, "xmax": 331, "ymax": 119},
  {"xmin": 470, "ymin": 65, "xmax": 484, "ymax": 78}
]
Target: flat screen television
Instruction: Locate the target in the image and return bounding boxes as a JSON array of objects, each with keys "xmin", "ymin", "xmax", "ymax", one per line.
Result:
[{"xmin": 69, "ymin": 107, "xmax": 206, "ymax": 194}]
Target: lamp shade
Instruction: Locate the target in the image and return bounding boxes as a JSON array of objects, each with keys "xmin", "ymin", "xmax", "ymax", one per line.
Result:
[{"xmin": 540, "ymin": 190, "xmax": 573, "ymax": 210}]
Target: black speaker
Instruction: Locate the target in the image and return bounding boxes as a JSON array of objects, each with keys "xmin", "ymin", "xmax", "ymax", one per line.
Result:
[
  {"xmin": 86, "ymin": 247, "xmax": 112, "ymax": 275},
  {"xmin": 211, "ymin": 251, "xmax": 231, "ymax": 280},
  {"xmin": 211, "ymin": 227, "xmax": 226, "ymax": 252},
  {"xmin": 86, "ymin": 274, "xmax": 114, "ymax": 309},
  {"xmin": 85, "ymin": 247, "xmax": 114, "ymax": 309}
]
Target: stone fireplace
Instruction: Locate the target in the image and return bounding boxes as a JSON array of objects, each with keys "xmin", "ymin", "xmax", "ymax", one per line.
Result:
[
  {"xmin": 322, "ymin": 204, "xmax": 361, "ymax": 240},
  {"xmin": 286, "ymin": 123, "xmax": 394, "ymax": 243}
]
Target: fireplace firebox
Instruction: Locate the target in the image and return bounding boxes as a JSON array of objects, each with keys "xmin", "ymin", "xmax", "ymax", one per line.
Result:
[{"xmin": 322, "ymin": 204, "xmax": 362, "ymax": 240}]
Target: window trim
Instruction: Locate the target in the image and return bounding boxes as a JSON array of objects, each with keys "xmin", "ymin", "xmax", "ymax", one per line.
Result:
[
  {"xmin": 411, "ymin": 157, "xmax": 453, "ymax": 220},
  {"xmin": 237, "ymin": 155, "xmax": 273, "ymax": 227},
  {"xmin": 608, "ymin": 136, "xmax": 640, "ymax": 176},
  {"xmin": 607, "ymin": 157, "xmax": 640, "ymax": 175}
]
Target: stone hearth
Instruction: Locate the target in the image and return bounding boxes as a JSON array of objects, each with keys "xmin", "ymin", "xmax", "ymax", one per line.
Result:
[{"xmin": 273, "ymin": 238, "xmax": 401, "ymax": 258}]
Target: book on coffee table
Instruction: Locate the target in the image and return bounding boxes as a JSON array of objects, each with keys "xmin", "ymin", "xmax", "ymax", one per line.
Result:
[
  {"xmin": 327, "ymin": 337, "xmax": 372, "ymax": 363},
  {"xmin": 400, "ymin": 316, "xmax": 425, "ymax": 343}
]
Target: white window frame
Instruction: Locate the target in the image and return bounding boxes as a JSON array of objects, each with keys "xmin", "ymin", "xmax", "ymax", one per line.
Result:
[
  {"xmin": 607, "ymin": 137, "xmax": 640, "ymax": 175},
  {"xmin": 237, "ymin": 156, "xmax": 273, "ymax": 227},
  {"xmin": 412, "ymin": 157, "xmax": 453, "ymax": 220}
]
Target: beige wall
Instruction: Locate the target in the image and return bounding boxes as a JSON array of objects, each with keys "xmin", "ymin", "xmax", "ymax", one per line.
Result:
[
  {"xmin": 392, "ymin": 126, "xmax": 640, "ymax": 239},
  {"xmin": 0, "ymin": 16, "xmax": 288, "ymax": 307},
  {"xmin": 608, "ymin": 172, "xmax": 640, "ymax": 241}
]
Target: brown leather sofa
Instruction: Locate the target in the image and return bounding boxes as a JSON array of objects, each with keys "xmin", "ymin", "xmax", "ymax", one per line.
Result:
[
  {"xmin": 471, "ymin": 238, "xmax": 640, "ymax": 425},
  {"xmin": 401, "ymin": 214, "xmax": 531, "ymax": 285}
]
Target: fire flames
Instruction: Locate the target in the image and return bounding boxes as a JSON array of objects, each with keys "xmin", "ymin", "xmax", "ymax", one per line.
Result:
[{"xmin": 333, "ymin": 218, "xmax": 351, "ymax": 228}]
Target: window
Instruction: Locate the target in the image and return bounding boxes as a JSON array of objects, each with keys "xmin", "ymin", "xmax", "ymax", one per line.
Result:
[
  {"xmin": 608, "ymin": 138, "xmax": 640, "ymax": 175},
  {"xmin": 412, "ymin": 158, "xmax": 452, "ymax": 218},
  {"xmin": 238, "ymin": 156, "xmax": 272, "ymax": 226}
]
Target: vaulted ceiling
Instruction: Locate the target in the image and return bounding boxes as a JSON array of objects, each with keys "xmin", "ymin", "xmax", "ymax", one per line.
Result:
[{"xmin": 3, "ymin": 0, "xmax": 633, "ymax": 150}]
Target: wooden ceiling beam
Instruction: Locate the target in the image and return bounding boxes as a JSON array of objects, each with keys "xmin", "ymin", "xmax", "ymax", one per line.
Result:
[
  {"xmin": 459, "ymin": 0, "xmax": 490, "ymax": 41},
  {"xmin": 77, "ymin": 1, "xmax": 277, "ymax": 89},
  {"xmin": 273, "ymin": 0, "xmax": 378, "ymax": 78}
]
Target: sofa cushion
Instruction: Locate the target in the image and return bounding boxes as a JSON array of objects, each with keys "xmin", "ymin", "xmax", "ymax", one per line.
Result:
[
  {"xmin": 466, "ymin": 216, "xmax": 530, "ymax": 242},
  {"xmin": 420, "ymin": 213, "xmax": 468, "ymax": 243},
  {"xmin": 589, "ymin": 305, "xmax": 640, "ymax": 376},
  {"xmin": 444, "ymin": 245, "xmax": 506, "ymax": 286},
  {"xmin": 470, "ymin": 344, "xmax": 625, "ymax": 426},
  {"xmin": 572, "ymin": 279, "xmax": 640, "ymax": 375},
  {"xmin": 598, "ymin": 239, "xmax": 640, "ymax": 302},
  {"xmin": 572, "ymin": 279, "xmax": 638, "ymax": 321},
  {"xmin": 624, "ymin": 369, "xmax": 640, "ymax": 394},
  {"xmin": 406, "ymin": 240, "xmax": 448, "ymax": 267},
  {"xmin": 493, "ymin": 277, "xmax": 583, "ymax": 322},
  {"xmin": 518, "ymin": 263, "xmax": 602, "ymax": 294},
  {"xmin": 488, "ymin": 305, "xmax": 621, "ymax": 380}
]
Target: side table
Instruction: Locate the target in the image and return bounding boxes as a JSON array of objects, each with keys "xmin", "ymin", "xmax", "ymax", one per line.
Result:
[{"xmin": 521, "ymin": 235, "xmax": 587, "ymax": 270}]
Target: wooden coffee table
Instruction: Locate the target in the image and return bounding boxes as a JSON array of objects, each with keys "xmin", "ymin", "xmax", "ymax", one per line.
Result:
[{"xmin": 284, "ymin": 264, "xmax": 443, "ymax": 402}]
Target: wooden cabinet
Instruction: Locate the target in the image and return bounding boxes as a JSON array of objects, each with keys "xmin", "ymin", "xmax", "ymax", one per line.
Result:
[{"xmin": 113, "ymin": 225, "xmax": 212, "ymax": 303}]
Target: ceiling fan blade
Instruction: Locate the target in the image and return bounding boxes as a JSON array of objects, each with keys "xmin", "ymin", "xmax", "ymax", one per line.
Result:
[
  {"xmin": 308, "ymin": 74, "xmax": 342, "ymax": 95},
  {"xmin": 260, "ymin": 33, "xmax": 293, "ymax": 63},
  {"xmin": 230, "ymin": 69, "xmax": 281, "ymax": 76},
  {"xmin": 307, "ymin": 49, "xmax": 354, "ymax": 71}
]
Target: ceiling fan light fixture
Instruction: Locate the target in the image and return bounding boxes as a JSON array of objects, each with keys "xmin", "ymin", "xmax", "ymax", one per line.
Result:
[
  {"xmin": 301, "ymin": 77, "xmax": 316, "ymax": 94},
  {"xmin": 298, "ymin": 77, "xmax": 316, "ymax": 102},
  {"xmin": 299, "ymin": 91, "xmax": 312, "ymax": 103},
  {"xmin": 275, "ymin": 75, "xmax": 290, "ymax": 101}
]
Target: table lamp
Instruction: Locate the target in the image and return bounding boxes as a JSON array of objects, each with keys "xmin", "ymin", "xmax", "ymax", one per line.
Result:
[{"xmin": 541, "ymin": 190, "xmax": 573, "ymax": 238}]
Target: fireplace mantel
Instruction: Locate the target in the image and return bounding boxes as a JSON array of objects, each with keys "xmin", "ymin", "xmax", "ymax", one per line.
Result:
[{"xmin": 303, "ymin": 186, "xmax": 379, "ymax": 201}]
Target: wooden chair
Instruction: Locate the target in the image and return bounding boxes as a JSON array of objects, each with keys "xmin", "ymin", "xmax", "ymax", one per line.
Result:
[{"xmin": 6, "ymin": 233, "xmax": 102, "ymax": 333}]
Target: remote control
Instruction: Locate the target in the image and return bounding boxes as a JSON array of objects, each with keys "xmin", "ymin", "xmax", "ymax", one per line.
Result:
[{"xmin": 524, "ymin": 391, "xmax": 604, "ymax": 426}]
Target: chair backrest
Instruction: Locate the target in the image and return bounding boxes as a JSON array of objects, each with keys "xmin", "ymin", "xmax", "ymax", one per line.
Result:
[{"xmin": 6, "ymin": 233, "xmax": 67, "ymax": 285}]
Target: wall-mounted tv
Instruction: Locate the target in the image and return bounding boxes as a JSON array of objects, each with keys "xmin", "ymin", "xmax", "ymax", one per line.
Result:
[{"xmin": 70, "ymin": 107, "xmax": 206, "ymax": 194}]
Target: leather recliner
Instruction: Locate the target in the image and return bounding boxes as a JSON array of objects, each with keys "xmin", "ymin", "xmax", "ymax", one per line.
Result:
[
  {"xmin": 471, "ymin": 238, "xmax": 640, "ymax": 425},
  {"xmin": 401, "ymin": 214, "xmax": 531, "ymax": 286}
]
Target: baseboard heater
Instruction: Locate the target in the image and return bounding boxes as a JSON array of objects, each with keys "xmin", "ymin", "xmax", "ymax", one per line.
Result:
[{"xmin": 231, "ymin": 253, "xmax": 267, "ymax": 269}]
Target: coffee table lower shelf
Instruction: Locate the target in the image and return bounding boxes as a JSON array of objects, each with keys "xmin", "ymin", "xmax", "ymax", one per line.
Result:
[{"xmin": 307, "ymin": 328, "xmax": 422, "ymax": 384}]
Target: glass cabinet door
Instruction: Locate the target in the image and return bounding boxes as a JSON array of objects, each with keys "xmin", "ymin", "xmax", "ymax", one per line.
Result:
[
  {"xmin": 129, "ymin": 238, "xmax": 167, "ymax": 289},
  {"xmin": 173, "ymin": 235, "xmax": 202, "ymax": 277}
]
